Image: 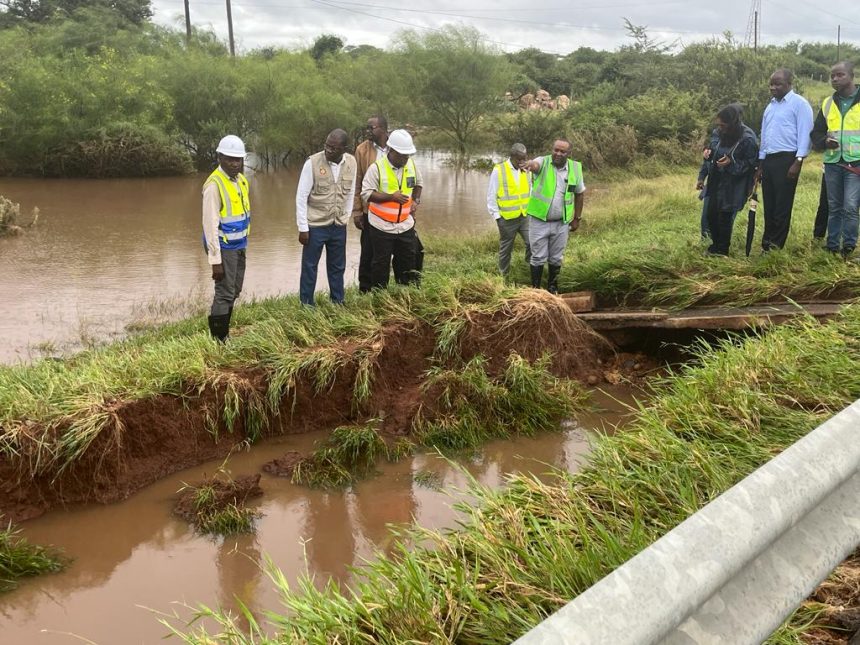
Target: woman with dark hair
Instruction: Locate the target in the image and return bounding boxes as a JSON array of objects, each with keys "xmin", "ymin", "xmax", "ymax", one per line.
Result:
[{"xmin": 701, "ymin": 104, "xmax": 760, "ymax": 255}]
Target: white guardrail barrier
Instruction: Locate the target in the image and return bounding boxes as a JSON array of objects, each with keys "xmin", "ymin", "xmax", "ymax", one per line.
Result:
[{"xmin": 513, "ymin": 400, "xmax": 860, "ymax": 645}]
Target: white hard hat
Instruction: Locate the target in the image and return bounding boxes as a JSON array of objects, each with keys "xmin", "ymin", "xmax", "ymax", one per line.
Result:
[
  {"xmin": 216, "ymin": 134, "xmax": 246, "ymax": 158},
  {"xmin": 387, "ymin": 129, "xmax": 416, "ymax": 155}
]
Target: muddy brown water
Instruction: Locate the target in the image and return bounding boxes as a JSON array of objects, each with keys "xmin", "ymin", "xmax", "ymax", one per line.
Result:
[
  {"xmin": 0, "ymin": 387, "xmax": 636, "ymax": 645},
  {"xmin": 0, "ymin": 153, "xmax": 492, "ymax": 364}
]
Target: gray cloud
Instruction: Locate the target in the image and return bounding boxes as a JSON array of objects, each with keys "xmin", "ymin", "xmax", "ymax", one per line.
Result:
[{"xmin": 152, "ymin": 0, "xmax": 856, "ymax": 55}]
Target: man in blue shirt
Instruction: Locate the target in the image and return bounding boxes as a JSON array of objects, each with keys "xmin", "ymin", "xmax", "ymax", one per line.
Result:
[{"xmin": 754, "ymin": 68, "xmax": 814, "ymax": 251}]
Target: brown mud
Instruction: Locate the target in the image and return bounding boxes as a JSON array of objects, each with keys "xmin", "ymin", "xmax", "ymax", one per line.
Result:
[
  {"xmin": 801, "ymin": 550, "xmax": 860, "ymax": 644},
  {"xmin": 0, "ymin": 293, "xmax": 635, "ymax": 523},
  {"xmin": 174, "ymin": 473, "xmax": 263, "ymax": 529},
  {"xmin": 261, "ymin": 451, "xmax": 303, "ymax": 477}
]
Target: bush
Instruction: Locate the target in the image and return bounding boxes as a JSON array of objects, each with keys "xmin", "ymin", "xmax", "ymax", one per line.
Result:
[
  {"xmin": 42, "ymin": 124, "xmax": 193, "ymax": 177},
  {"xmin": 569, "ymin": 124, "xmax": 639, "ymax": 171},
  {"xmin": 494, "ymin": 110, "xmax": 568, "ymax": 155}
]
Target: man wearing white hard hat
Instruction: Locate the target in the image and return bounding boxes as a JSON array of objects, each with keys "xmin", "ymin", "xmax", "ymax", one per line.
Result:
[
  {"xmin": 202, "ymin": 134, "xmax": 250, "ymax": 341},
  {"xmin": 361, "ymin": 129, "xmax": 424, "ymax": 289}
]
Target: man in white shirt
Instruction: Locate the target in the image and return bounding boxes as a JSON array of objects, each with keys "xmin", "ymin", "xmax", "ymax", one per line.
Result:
[
  {"xmin": 487, "ymin": 143, "xmax": 531, "ymax": 275},
  {"xmin": 295, "ymin": 129, "xmax": 356, "ymax": 306}
]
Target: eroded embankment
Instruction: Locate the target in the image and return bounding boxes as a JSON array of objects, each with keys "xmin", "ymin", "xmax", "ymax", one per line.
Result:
[{"xmin": 0, "ymin": 292, "xmax": 621, "ymax": 522}]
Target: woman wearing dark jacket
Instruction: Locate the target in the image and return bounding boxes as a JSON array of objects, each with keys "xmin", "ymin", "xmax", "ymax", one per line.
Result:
[{"xmin": 701, "ymin": 104, "xmax": 760, "ymax": 256}]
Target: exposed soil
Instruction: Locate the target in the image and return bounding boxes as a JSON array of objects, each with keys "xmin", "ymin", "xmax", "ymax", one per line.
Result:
[
  {"xmin": 173, "ymin": 473, "xmax": 263, "ymax": 526},
  {"xmin": 261, "ymin": 452, "xmax": 303, "ymax": 478},
  {"xmin": 801, "ymin": 550, "xmax": 860, "ymax": 644},
  {"xmin": 0, "ymin": 292, "xmax": 637, "ymax": 523}
]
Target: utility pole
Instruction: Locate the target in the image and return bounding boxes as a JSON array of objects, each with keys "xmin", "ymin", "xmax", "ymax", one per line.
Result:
[
  {"xmin": 837, "ymin": 25, "xmax": 841, "ymax": 62},
  {"xmin": 744, "ymin": 0, "xmax": 762, "ymax": 50},
  {"xmin": 184, "ymin": 0, "xmax": 191, "ymax": 45},
  {"xmin": 754, "ymin": 10, "xmax": 758, "ymax": 53},
  {"xmin": 226, "ymin": 0, "xmax": 235, "ymax": 57}
]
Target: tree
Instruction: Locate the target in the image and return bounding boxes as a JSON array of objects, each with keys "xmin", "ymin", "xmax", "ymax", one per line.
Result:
[
  {"xmin": 396, "ymin": 25, "xmax": 514, "ymax": 154},
  {"xmin": 310, "ymin": 33, "xmax": 343, "ymax": 62},
  {"xmin": 0, "ymin": 0, "xmax": 152, "ymax": 26}
]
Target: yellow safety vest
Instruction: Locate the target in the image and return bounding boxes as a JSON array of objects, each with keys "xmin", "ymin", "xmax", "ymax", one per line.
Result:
[
  {"xmin": 822, "ymin": 93, "xmax": 860, "ymax": 164},
  {"xmin": 494, "ymin": 161, "xmax": 530, "ymax": 219},
  {"xmin": 204, "ymin": 167, "xmax": 251, "ymax": 248}
]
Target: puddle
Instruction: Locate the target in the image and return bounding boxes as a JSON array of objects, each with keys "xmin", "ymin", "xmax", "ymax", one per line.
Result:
[{"xmin": 0, "ymin": 386, "xmax": 637, "ymax": 644}]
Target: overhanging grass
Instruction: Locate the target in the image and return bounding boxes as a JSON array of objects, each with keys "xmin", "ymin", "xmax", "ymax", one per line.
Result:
[
  {"xmin": 0, "ymin": 522, "xmax": 66, "ymax": 592},
  {"xmin": 0, "ymin": 274, "xmax": 521, "ymax": 475},
  {"xmin": 169, "ymin": 305, "xmax": 860, "ymax": 644}
]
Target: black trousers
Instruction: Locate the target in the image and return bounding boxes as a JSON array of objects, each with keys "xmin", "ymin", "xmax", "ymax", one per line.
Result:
[
  {"xmin": 368, "ymin": 225, "xmax": 418, "ymax": 289},
  {"xmin": 761, "ymin": 151, "xmax": 799, "ymax": 250},
  {"xmin": 358, "ymin": 215, "xmax": 373, "ymax": 293},
  {"xmin": 813, "ymin": 174, "xmax": 829, "ymax": 239}
]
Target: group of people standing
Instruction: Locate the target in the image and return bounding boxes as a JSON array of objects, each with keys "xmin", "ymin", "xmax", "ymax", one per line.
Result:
[
  {"xmin": 199, "ymin": 60, "xmax": 857, "ymax": 342},
  {"xmin": 201, "ymin": 115, "xmax": 424, "ymax": 341},
  {"xmin": 696, "ymin": 62, "xmax": 859, "ymax": 258}
]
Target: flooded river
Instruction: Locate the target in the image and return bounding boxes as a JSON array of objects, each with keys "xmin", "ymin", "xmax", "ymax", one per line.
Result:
[
  {"xmin": 0, "ymin": 153, "xmax": 493, "ymax": 364},
  {"xmin": 0, "ymin": 388, "xmax": 637, "ymax": 645}
]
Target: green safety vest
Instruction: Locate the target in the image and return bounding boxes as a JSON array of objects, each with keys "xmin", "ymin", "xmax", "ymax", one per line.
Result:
[
  {"xmin": 822, "ymin": 93, "xmax": 860, "ymax": 163},
  {"xmin": 526, "ymin": 156, "xmax": 583, "ymax": 224},
  {"xmin": 494, "ymin": 161, "xmax": 530, "ymax": 219}
]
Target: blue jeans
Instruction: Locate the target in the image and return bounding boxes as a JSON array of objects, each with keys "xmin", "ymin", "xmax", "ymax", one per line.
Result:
[
  {"xmin": 824, "ymin": 164, "xmax": 860, "ymax": 252},
  {"xmin": 300, "ymin": 224, "xmax": 347, "ymax": 305}
]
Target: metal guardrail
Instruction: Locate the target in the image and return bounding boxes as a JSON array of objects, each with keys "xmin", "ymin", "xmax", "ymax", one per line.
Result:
[{"xmin": 514, "ymin": 400, "xmax": 860, "ymax": 645}]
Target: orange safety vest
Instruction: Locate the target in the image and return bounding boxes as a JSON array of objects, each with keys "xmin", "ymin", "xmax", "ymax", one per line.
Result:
[{"xmin": 368, "ymin": 156, "xmax": 417, "ymax": 223}]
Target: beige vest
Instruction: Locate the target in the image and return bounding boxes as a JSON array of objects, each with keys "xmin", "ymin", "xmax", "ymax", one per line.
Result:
[{"xmin": 307, "ymin": 151, "xmax": 356, "ymax": 227}]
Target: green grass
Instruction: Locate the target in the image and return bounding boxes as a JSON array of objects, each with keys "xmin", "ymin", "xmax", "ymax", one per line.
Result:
[
  {"xmin": 0, "ymin": 522, "xmax": 66, "ymax": 592},
  {"xmin": 414, "ymin": 354, "xmax": 587, "ymax": 451},
  {"xmin": 177, "ymin": 481, "xmax": 261, "ymax": 537},
  {"xmin": 167, "ymin": 305, "xmax": 860, "ymax": 644},
  {"xmin": 291, "ymin": 422, "xmax": 391, "ymax": 489}
]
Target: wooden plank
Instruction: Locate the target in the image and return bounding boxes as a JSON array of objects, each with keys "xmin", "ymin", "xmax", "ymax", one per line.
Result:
[
  {"xmin": 578, "ymin": 304, "xmax": 842, "ymax": 331},
  {"xmin": 559, "ymin": 291, "xmax": 596, "ymax": 313}
]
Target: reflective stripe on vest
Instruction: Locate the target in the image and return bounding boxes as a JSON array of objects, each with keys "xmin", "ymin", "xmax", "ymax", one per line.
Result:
[
  {"xmin": 495, "ymin": 161, "xmax": 530, "ymax": 219},
  {"xmin": 822, "ymin": 95, "xmax": 860, "ymax": 164},
  {"xmin": 526, "ymin": 156, "xmax": 583, "ymax": 224},
  {"xmin": 206, "ymin": 167, "xmax": 251, "ymax": 249},
  {"xmin": 368, "ymin": 157, "xmax": 416, "ymax": 223}
]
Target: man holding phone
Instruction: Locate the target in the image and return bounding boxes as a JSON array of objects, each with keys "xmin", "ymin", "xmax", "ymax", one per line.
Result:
[
  {"xmin": 522, "ymin": 138, "xmax": 585, "ymax": 294},
  {"xmin": 811, "ymin": 61, "xmax": 860, "ymax": 258},
  {"xmin": 754, "ymin": 68, "xmax": 814, "ymax": 251},
  {"xmin": 361, "ymin": 129, "xmax": 423, "ymax": 289}
]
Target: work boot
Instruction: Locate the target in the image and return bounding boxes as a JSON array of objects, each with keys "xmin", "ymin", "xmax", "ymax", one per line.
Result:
[
  {"xmin": 530, "ymin": 264, "xmax": 543, "ymax": 289},
  {"xmin": 207, "ymin": 314, "xmax": 230, "ymax": 343},
  {"xmin": 547, "ymin": 264, "xmax": 561, "ymax": 294}
]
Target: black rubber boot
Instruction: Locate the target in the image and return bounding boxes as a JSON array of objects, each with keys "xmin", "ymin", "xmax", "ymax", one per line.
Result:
[
  {"xmin": 530, "ymin": 264, "xmax": 543, "ymax": 288},
  {"xmin": 207, "ymin": 314, "xmax": 230, "ymax": 343},
  {"xmin": 547, "ymin": 264, "xmax": 561, "ymax": 294}
]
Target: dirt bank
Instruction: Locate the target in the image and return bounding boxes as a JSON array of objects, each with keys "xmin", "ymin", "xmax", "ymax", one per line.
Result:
[{"xmin": 0, "ymin": 293, "xmax": 626, "ymax": 523}]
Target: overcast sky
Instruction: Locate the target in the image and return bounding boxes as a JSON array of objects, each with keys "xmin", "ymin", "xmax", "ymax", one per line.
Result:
[{"xmin": 150, "ymin": 0, "xmax": 857, "ymax": 56}]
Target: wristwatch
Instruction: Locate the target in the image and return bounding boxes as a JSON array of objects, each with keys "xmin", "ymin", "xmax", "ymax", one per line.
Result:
[{"xmin": 796, "ymin": 156, "xmax": 805, "ymax": 162}]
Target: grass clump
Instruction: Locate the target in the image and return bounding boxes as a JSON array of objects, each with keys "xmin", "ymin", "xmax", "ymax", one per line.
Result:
[
  {"xmin": 170, "ymin": 306, "xmax": 860, "ymax": 644},
  {"xmin": 412, "ymin": 470, "xmax": 443, "ymax": 490},
  {"xmin": 413, "ymin": 353, "xmax": 587, "ymax": 451},
  {"xmin": 175, "ymin": 473, "xmax": 262, "ymax": 537},
  {"xmin": 0, "ymin": 521, "xmax": 65, "ymax": 591},
  {"xmin": 291, "ymin": 422, "xmax": 390, "ymax": 489}
]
